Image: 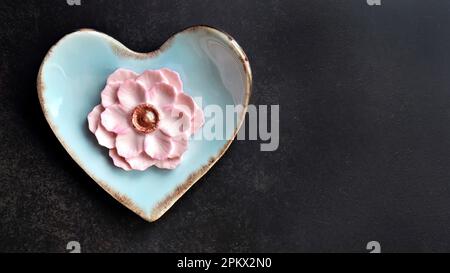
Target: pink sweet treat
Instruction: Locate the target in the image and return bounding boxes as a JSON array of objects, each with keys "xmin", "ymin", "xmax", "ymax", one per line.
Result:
[{"xmin": 87, "ymin": 68, "xmax": 204, "ymax": 171}]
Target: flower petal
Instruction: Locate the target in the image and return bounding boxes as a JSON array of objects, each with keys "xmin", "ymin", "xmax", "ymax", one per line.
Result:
[
  {"xmin": 87, "ymin": 104, "xmax": 103, "ymax": 133},
  {"xmin": 136, "ymin": 70, "xmax": 165, "ymax": 91},
  {"xmin": 116, "ymin": 129, "xmax": 145, "ymax": 158},
  {"xmin": 175, "ymin": 93, "xmax": 196, "ymax": 116},
  {"xmin": 169, "ymin": 135, "xmax": 188, "ymax": 159},
  {"xmin": 109, "ymin": 149, "xmax": 132, "ymax": 171},
  {"xmin": 161, "ymin": 68, "xmax": 183, "ymax": 92},
  {"xmin": 144, "ymin": 130, "xmax": 172, "ymax": 160},
  {"xmin": 155, "ymin": 157, "xmax": 182, "ymax": 169},
  {"xmin": 191, "ymin": 104, "xmax": 205, "ymax": 134},
  {"xmin": 107, "ymin": 68, "xmax": 138, "ymax": 85},
  {"xmin": 146, "ymin": 83, "xmax": 176, "ymax": 107},
  {"xmin": 175, "ymin": 93, "xmax": 204, "ymax": 135},
  {"xmin": 95, "ymin": 124, "xmax": 115, "ymax": 149},
  {"xmin": 117, "ymin": 80, "xmax": 146, "ymax": 112},
  {"xmin": 101, "ymin": 83, "xmax": 120, "ymax": 108},
  {"xmin": 100, "ymin": 104, "xmax": 130, "ymax": 134},
  {"xmin": 125, "ymin": 153, "xmax": 156, "ymax": 171},
  {"xmin": 159, "ymin": 106, "xmax": 191, "ymax": 137}
]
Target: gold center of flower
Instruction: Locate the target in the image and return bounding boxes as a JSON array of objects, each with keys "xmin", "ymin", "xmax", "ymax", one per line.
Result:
[{"xmin": 131, "ymin": 104, "xmax": 159, "ymax": 134}]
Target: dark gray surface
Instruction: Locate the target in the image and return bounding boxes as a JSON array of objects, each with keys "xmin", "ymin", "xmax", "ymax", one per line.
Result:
[{"xmin": 1, "ymin": 0, "xmax": 450, "ymax": 252}]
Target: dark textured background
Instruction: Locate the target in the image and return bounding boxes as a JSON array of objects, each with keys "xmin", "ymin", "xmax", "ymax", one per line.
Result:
[{"xmin": 1, "ymin": 0, "xmax": 450, "ymax": 252}]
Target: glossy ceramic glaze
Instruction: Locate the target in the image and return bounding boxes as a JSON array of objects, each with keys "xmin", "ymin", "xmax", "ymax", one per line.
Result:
[{"xmin": 37, "ymin": 26, "xmax": 252, "ymax": 221}]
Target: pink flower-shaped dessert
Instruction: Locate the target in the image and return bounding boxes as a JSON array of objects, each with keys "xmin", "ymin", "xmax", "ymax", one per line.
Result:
[{"xmin": 87, "ymin": 68, "xmax": 204, "ymax": 171}]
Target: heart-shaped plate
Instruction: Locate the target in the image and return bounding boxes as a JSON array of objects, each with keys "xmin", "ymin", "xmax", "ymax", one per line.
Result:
[{"xmin": 37, "ymin": 26, "xmax": 252, "ymax": 221}]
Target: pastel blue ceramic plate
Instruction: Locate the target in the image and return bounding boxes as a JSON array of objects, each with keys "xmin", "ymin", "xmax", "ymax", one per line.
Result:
[{"xmin": 37, "ymin": 26, "xmax": 252, "ymax": 221}]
